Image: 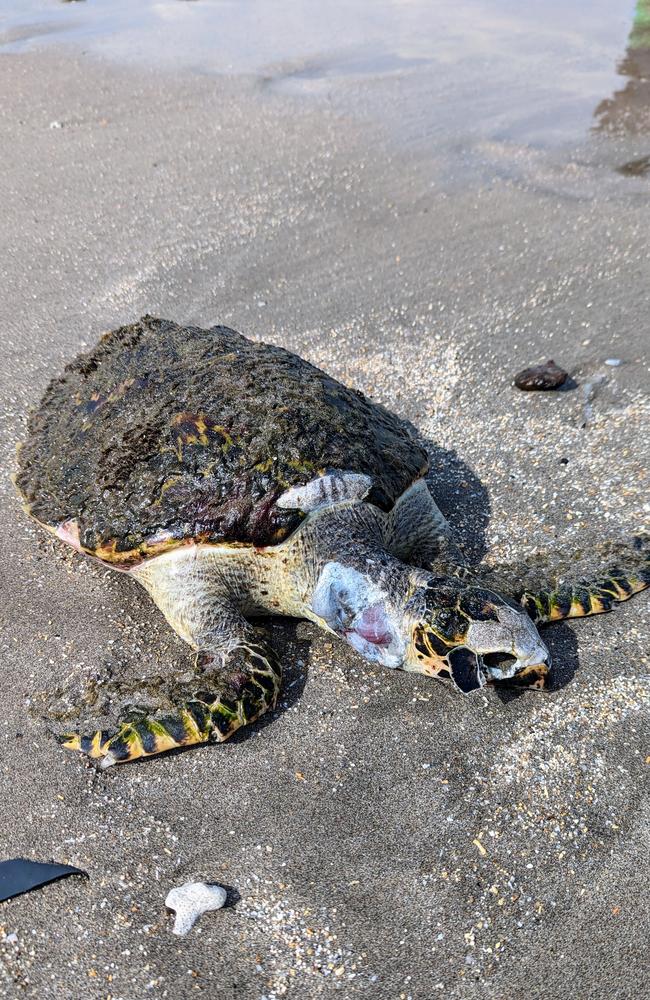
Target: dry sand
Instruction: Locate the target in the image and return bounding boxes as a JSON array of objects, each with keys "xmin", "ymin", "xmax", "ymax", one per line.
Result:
[{"xmin": 0, "ymin": 38, "xmax": 649, "ymax": 1000}]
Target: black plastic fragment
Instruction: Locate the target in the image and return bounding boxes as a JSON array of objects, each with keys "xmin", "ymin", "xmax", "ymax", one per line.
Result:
[{"xmin": 0, "ymin": 858, "xmax": 87, "ymax": 902}]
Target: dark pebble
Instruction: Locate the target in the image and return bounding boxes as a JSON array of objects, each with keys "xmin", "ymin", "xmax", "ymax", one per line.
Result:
[
  {"xmin": 514, "ymin": 359, "xmax": 568, "ymax": 391},
  {"xmin": 616, "ymin": 155, "xmax": 650, "ymax": 177}
]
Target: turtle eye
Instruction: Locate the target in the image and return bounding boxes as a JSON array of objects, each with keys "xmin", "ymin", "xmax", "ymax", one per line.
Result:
[{"xmin": 483, "ymin": 651, "xmax": 517, "ymax": 672}]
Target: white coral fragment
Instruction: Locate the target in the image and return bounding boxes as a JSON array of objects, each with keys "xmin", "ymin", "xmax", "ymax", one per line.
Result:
[{"xmin": 165, "ymin": 881, "xmax": 227, "ymax": 935}]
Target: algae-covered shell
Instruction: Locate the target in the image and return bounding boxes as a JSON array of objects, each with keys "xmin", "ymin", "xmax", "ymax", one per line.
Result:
[{"xmin": 16, "ymin": 317, "xmax": 428, "ymax": 565}]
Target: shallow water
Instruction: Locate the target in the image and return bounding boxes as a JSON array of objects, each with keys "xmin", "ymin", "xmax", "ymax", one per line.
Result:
[{"xmin": 1, "ymin": 0, "xmax": 648, "ymax": 153}]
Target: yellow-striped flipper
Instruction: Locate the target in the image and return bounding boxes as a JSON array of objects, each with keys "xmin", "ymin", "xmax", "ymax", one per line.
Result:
[
  {"xmin": 519, "ymin": 538, "xmax": 649, "ymax": 625},
  {"xmin": 58, "ymin": 640, "xmax": 281, "ymax": 767}
]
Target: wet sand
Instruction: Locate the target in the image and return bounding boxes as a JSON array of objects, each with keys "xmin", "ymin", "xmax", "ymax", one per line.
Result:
[{"xmin": 1, "ymin": 20, "xmax": 649, "ymax": 1000}]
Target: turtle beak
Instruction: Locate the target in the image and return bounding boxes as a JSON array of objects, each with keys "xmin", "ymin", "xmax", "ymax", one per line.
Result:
[
  {"xmin": 482, "ymin": 650, "xmax": 552, "ymax": 691},
  {"xmin": 508, "ymin": 661, "xmax": 551, "ymax": 689}
]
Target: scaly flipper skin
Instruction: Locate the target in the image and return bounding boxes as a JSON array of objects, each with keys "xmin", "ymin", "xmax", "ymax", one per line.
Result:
[
  {"xmin": 474, "ymin": 536, "xmax": 649, "ymax": 626},
  {"xmin": 59, "ymin": 632, "xmax": 281, "ymax": 767},
  {"xmin": 385, "ymin": 479, "xmax": 467, "ymax": 571},
  {"xmin": 520, "ymin": 568, "xmax": 649, "ymax": 624}
]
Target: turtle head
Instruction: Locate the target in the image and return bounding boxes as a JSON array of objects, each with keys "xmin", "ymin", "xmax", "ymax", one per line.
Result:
[{"xmin": 405, "ymin": 576, "xmax": 551, "ymax": 692}]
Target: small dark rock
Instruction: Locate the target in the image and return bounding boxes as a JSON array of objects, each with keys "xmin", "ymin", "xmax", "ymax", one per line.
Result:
[
  {"xmin": 514, "ymin": 359, "xmax": 568, "ymax": 391},
  {"xmin": 616, "ymin": 155, "xmax": 650, "ymax": 178},
  {"xmin": 559, "ymin": 457, "xmax": 569, "ymax": 465}
]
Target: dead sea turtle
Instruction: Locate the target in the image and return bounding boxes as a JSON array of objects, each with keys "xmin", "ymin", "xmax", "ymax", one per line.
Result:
[{"xmin": 15, "ymin": 317, "xmax": 649, "ymax": 767}]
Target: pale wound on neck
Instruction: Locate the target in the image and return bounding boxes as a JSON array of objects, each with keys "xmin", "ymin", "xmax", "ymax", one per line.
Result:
[{"xmin": 310, "ymin": 561, "xmax": 406, "ymax": 667}]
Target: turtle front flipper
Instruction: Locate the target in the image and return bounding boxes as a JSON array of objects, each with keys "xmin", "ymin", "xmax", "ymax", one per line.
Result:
[
  {"xmin": 520, "ymin": 566, "xmax": 649, "ymax": 625},
  {"xmin": 59, "ymin": 629, "xmax": 282, "ymax": 768},
  {"xmin": 474, "ymin": 535, "xmax": 649, "ymax": 626}
]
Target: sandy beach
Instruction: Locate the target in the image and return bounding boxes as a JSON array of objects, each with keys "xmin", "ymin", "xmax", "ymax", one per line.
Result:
[{"xmin": 1, "ymin": 3, "xmax": 649, "ymax": 997}]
